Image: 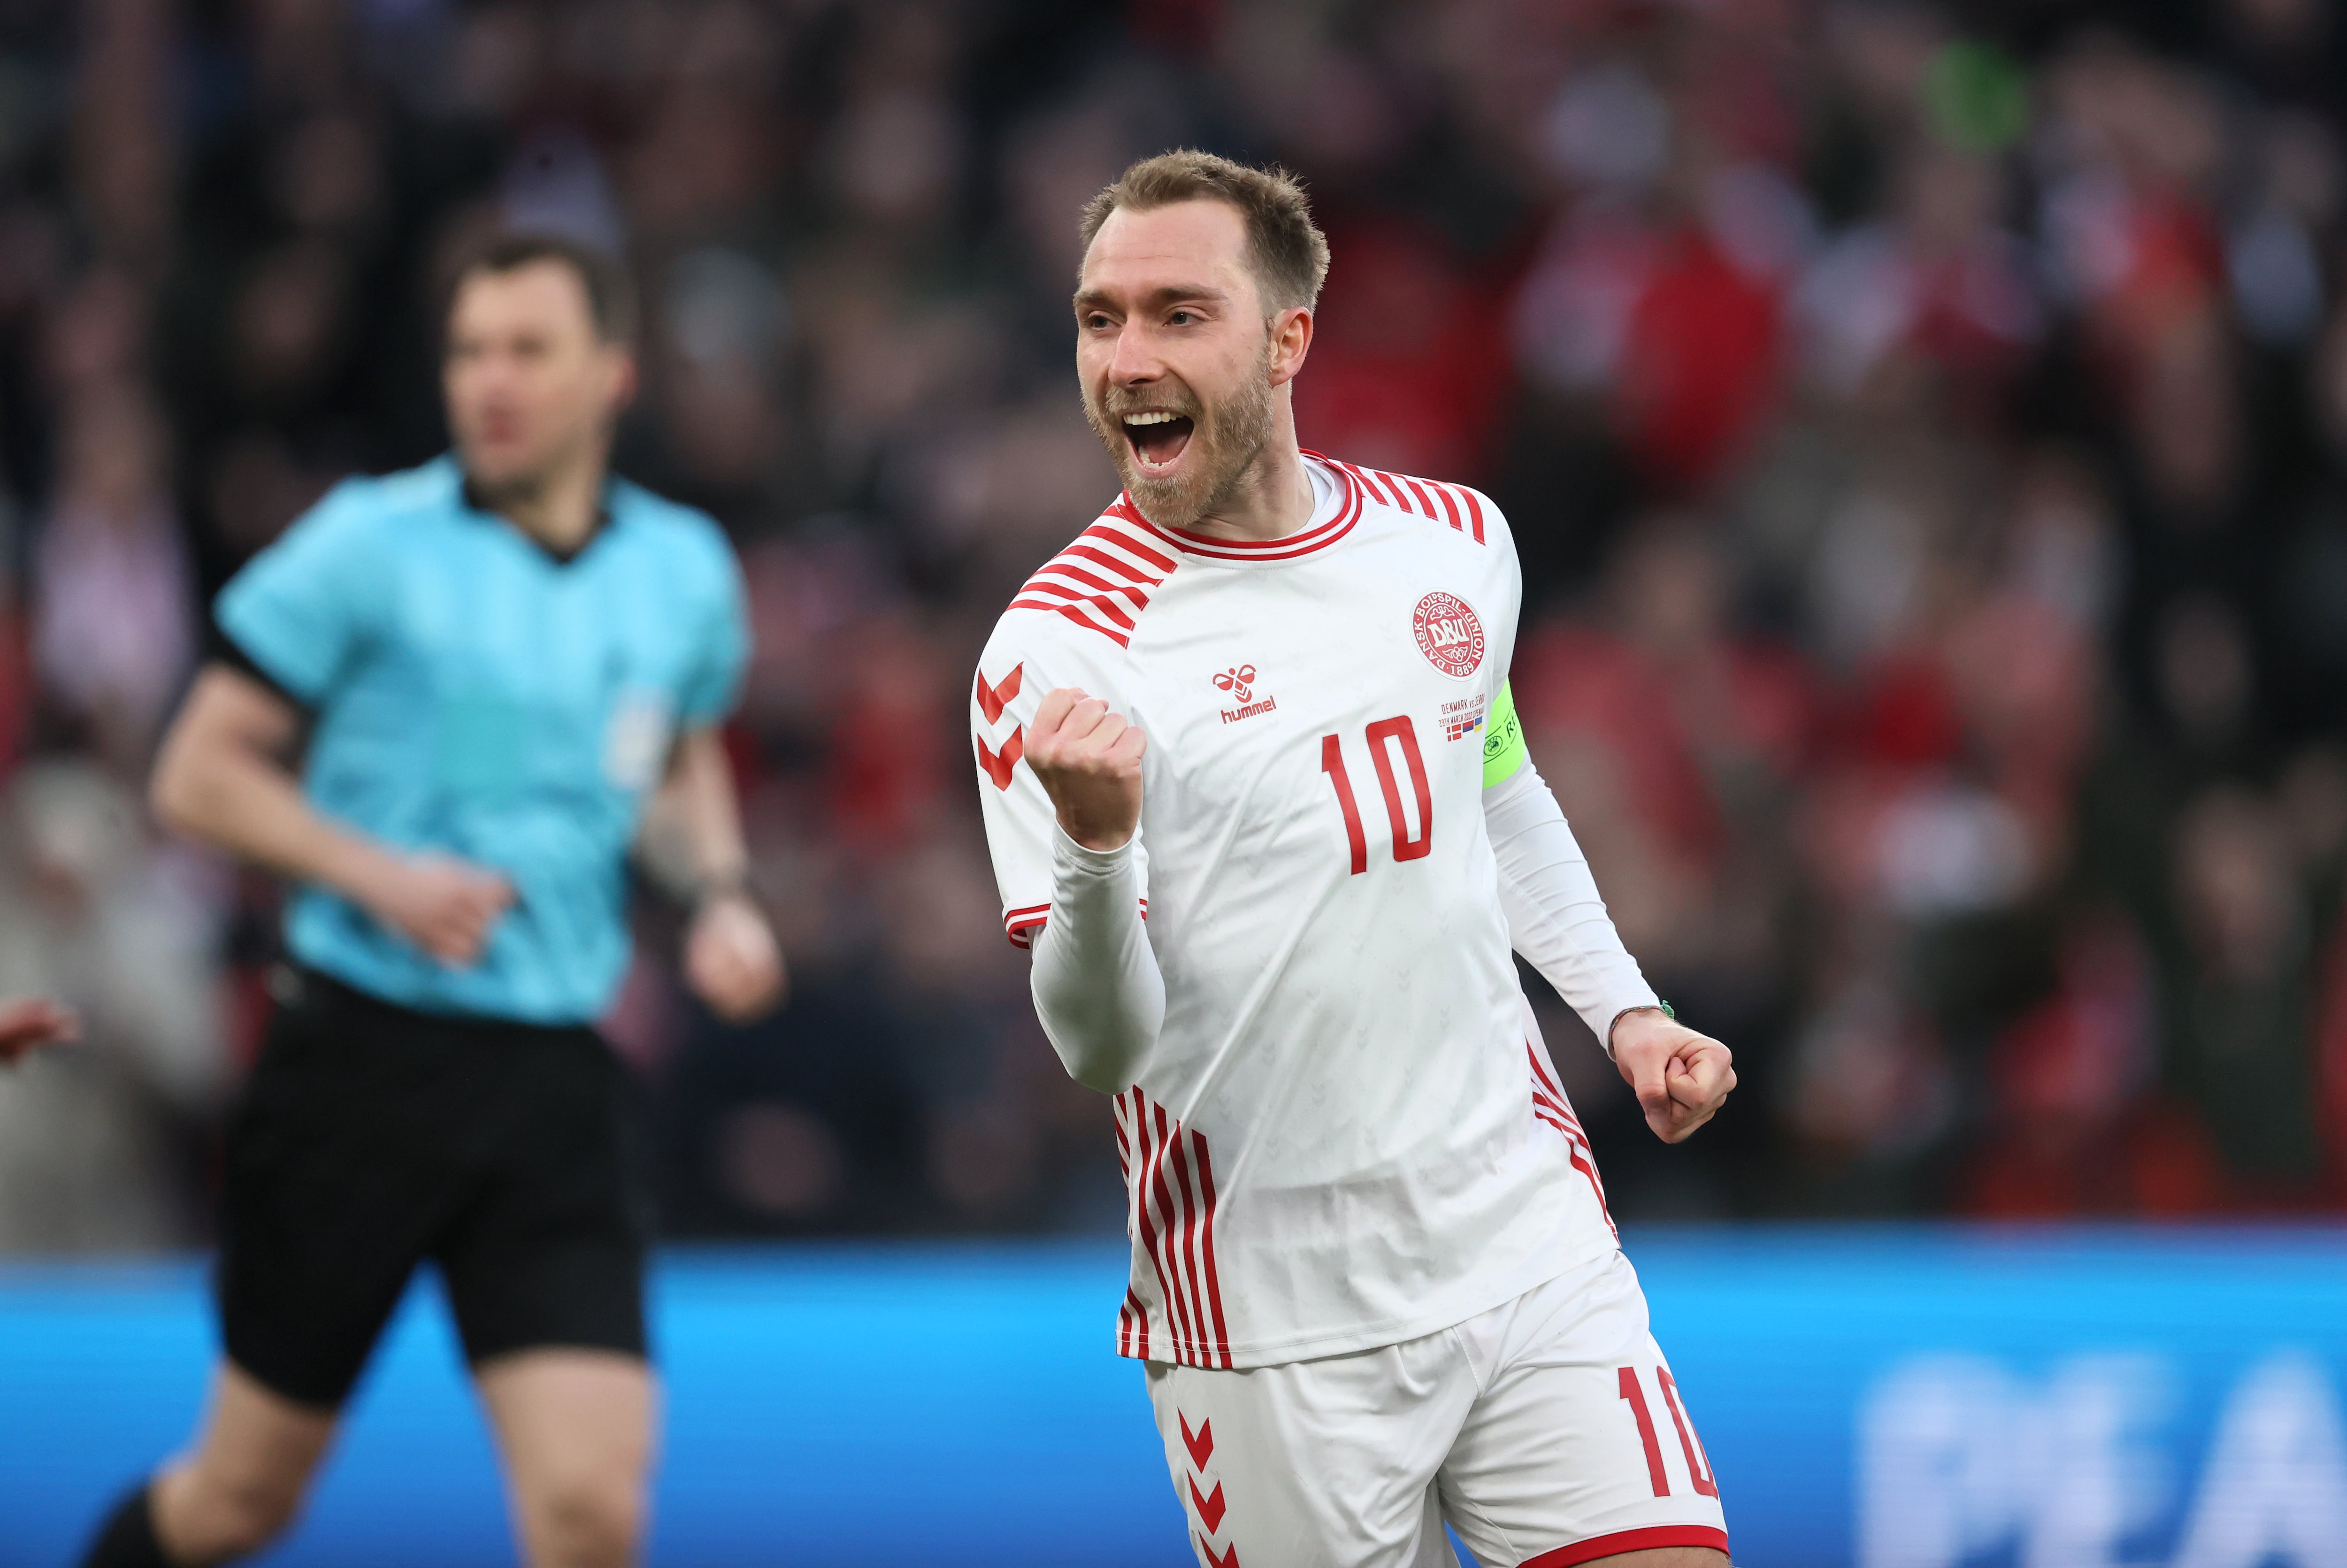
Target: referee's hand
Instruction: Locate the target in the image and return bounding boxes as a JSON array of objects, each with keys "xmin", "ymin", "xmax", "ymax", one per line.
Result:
[
  {"xmin": 686, "ymin": 890, "xmax": 785, "ymax": 1023},
  {"xmin": 361, "ymin": 854, "xmax": 515, "ymax": 967}
]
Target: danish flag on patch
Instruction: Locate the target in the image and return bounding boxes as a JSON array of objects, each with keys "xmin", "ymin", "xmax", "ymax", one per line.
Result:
[
  {"xmin": 978, "ymin": 726, "xmax": 1024, "ymax": 790},
  {"xmin": 975, "ymin": 663, "xmax": 1024, "ymax": 724}
]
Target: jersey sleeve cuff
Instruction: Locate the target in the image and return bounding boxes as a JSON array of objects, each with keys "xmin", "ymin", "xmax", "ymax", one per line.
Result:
[
  {"xmin": 1004, "ymin": 828, "xmax": 1145, "ymax": 948},
  {"xmin": 1003, "ymin": 904, "xmax": 1051, "ymax": 948},
  {"xmin": 1050, "ymin": 821, "xmax": 1138, "ymax": 873},
  {"xmin": 206, "ymin": 612, "xmax": 313, "ymax": 713}
]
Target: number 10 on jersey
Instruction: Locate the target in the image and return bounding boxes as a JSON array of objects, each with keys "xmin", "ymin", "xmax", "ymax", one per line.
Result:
[{"xmin": 1321, "ymin": 717, "xmax": 1433, "ymax": 874}]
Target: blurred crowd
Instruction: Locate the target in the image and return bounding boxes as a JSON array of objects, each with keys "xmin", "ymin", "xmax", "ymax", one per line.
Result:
[{"xmin": 0, "ymin": 0, "xmax": 2343, "ymax": 1250}]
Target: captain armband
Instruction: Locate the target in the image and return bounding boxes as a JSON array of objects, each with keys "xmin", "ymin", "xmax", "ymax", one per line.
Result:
[{"xmin": 1481, "ymin": 681, "xmax": 1528, "ymax": 788}]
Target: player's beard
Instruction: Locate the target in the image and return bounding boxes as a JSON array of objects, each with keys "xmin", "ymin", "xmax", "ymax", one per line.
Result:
[{"xmin": 1086, "ymin": 338, "xmax": 1276, "ymax": 533}]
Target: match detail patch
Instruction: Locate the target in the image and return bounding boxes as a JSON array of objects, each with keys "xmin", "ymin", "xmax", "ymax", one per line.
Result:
[{"xmin": 1442, "ymin": 693, "xmax": 1488, "ymax": 743}]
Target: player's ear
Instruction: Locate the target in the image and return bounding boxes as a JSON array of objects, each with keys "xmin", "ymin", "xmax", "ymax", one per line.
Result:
[{"xmin": 1266, "ymin": 306, "xmax": 1312, "ymax": 388}]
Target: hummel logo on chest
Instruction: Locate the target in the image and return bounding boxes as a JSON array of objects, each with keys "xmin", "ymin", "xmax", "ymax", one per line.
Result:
[{"xmin": 1212, "ymin": 664, "xmax": 1277, "ymax": 725}]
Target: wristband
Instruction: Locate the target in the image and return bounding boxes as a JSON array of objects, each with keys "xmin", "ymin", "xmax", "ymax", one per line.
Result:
[{"xmin": 694, "ymin": 869, "xmax": 751, "ymax": 909}]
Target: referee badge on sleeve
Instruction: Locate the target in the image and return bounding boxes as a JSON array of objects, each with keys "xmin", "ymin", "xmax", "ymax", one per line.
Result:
[{"xmin": 604, "ymin": 691, "xmax": 675, "ymax": 791}]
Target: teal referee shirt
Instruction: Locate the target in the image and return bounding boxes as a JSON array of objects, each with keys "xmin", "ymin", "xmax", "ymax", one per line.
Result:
[{"xmin": 215, "ymin": 456, "xmax": 750, "ymax": 1025}]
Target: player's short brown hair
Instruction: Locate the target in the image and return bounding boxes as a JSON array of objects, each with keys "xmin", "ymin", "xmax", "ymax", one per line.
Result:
[
  {"xmin": 1079, "ymin": 150, "xmax": 1331, "ymax": 314},
  {"xmin": 449, "ymin": 231, "xmax": 638, "ymax": 344}
]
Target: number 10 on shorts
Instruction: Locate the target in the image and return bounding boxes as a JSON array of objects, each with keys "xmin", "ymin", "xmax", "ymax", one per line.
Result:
[
  {"xmin": 1320, "ymin": 717, "xmax": 1433, "ymax": 874},
  {"xmin": 1619, "ymin": 1365, "xmax": 1720, "ymax": 1498}
]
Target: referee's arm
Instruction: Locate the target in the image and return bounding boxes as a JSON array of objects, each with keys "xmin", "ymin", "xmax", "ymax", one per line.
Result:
[
  {"xmin": 636, "ymin": 726, "xmax": 785, "ymax": 1021},
  {"xmin": 153, "ymin": 664, "xmax": 514, "ymax": 967}
]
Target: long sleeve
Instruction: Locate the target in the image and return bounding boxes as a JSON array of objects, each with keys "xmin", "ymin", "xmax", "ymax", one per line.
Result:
[
  {"xmin": 1484, "ymin": 760, "xmax": 1658, "ymax": 1056},
  {"xmin": 1029, "ymin": 825, "xmax": 1164, "ymax": 1093}
]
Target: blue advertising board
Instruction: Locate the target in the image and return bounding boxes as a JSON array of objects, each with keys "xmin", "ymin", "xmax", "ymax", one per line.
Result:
[{"xmin": 1, "ymin": 1228, "xmax": 2342, "ymax": 1567}]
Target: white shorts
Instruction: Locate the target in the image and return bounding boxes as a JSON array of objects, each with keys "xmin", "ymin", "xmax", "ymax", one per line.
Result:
[{"xmin": 1143, "ymin": 1249, "xmax": 1729, "ymax": 1568}]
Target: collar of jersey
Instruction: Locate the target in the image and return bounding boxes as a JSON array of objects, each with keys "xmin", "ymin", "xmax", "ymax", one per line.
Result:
[
  {"xmin": 1119, "ymin": 451, "xmax": 1361, "ymax": 564},
  {"xmin": 455, "ymin": 463, "xmax": 619, "ymax": 567}
]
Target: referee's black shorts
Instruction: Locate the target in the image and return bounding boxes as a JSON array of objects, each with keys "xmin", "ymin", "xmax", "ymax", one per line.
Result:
[{"xmin": 218, "ymin": 968, "xmax": 651, "ymax": 1409}]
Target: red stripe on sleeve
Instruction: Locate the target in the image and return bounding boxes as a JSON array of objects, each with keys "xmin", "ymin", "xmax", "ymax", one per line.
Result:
[
  {"xmin": 1457, "ymin": 483, "xmax": 1486, "ymax": 543},
  {"xmin": 1097, "ymin": 510, "xmax": 1182, "ymax": 572},
  {"xmin": 1024, "ymin": 559, "xmax": 1129, "ymax": 598},
  {"xmin": 1432, "ymin": 482, "xmax": 1464, "ymax": 533},
  {"xmin": 1004, "ymin": 598, "xmax": 1134, "ymax": 645},
  {"xmin": 1017, "ymin": 583, "xmax": 1139, "ymax": 630},
  {"xmin": 1335, "ymin": 462, "xmax": 1384, "ymax": 506},
  {"xmin": 1015, "ymin": 580, "xmax": 1151, "ymax": 625},
  {"xmin": 1004, "ymin": 903, "xmax": 1049, "ymax": 949},
  {"xmin": 1064, "ymin": 540, "xmax": 1166, "ymax": 584}
]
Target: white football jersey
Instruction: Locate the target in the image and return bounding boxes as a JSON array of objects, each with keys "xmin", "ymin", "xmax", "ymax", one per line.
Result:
[{"xmin": 973, "ymin": 453, "xmax": 1619, "ymax": 1369}]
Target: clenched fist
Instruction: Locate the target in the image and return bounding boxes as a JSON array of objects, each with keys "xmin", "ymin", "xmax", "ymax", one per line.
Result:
[
  {"xmin": 1026, "ymin": 687, "xmax": 1147, "ymax": 851},
  {"xmin": 1611, "ymin": 1008, "xmax": 1736, "ymax": 1144}
]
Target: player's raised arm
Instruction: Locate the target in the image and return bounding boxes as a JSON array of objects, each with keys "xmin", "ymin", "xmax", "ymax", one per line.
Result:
[
  {"xmin": 1017, "ymin": 686, "xmax": 1164, "ymax": 1094},
  {"xmin": 1479, "ymin": 681, "xmax": 1735, "ymax": 1143}
]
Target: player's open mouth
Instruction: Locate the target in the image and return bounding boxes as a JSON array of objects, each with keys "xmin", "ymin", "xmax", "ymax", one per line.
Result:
[{"xmin": 1123, "ymin": 410, "xmax": 1195, "ymax": 472}]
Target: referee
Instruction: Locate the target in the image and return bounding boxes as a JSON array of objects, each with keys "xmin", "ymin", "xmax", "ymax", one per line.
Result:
[{"xmin": 80, "ymin": 234, "xmax": 782, "ymax": 1568}]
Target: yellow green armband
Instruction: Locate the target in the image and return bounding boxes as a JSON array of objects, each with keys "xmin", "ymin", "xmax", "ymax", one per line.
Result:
[{"xmin": 1482, "ymin": 681, "xmax": 1528, "ymax": 788}]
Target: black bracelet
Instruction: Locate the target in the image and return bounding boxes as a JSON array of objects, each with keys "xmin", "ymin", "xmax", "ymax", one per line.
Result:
[
  {"xmin": 1606, "ymin": 1001, "xmax": 1675, "ymax": 1056},
  {"xmin": 694, "ymin": 871, "xmax": 751, "ymax": 908}
]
